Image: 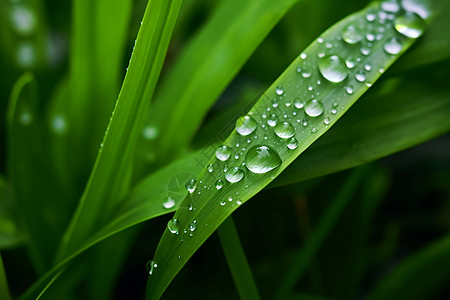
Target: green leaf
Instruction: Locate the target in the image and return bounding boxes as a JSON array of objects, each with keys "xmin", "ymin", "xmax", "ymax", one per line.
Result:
[
  {"xmin": 217, "ymin": 217, "xmax": 260, "ymax": 300},
  {"xmin": 0, "ymin": 175, "xmax": 23, "ymax": 249},
  {"xmin": 368, "ymin": 233, "xmax": 450, "ymax": 300},
  {"xmin": 56, "ymin": 0, "xmax": 182, "ymax": 259},
  {"xmin": 145, "ymin": 2, "xmax": 430, "ymax": 298},
  {"xmin": 146, "ymin": 0, "xmax": 300, "ymax": 163},
  {"xmin": 275, "ymin": 166, "xmax": 367, "ymax": 299},
  {"xmin": 0, "ymin": 253, "xmax": 11, "ymax": 300}
]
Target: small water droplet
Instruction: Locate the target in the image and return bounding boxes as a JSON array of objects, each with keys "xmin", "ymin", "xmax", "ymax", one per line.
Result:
[
  {"xmin": 319, "ymin": 55, "xmax": 348, "ymax": 83},
  {"xmin": 287, "ymin": 138, "xmax": 299, "ymax": 150},
  {"xmin": 50, "ymin": 114, "xmax": 68, "ymax": 135},
  {"xmin": 394, "ymin": 12, "xmax": 425, "ymax": 38},
  {"xmin": 324, "ymin": 117, "xmax": 331, "ymax": 125},
  {"xmin": 143, "ymin": 125, "xmax": 158, "ymax": 140},
  {"xmin": 312, "ymin": 128, "xmax": 318, "ymax": 133},
  {"xmin": 267, "ymin": 114, "xmax": 278, "ymax": 127},
  {"xmin": 163, "ymin": 197, "xmax": 176, "ymax": 209},
  {"xmin": 275, "ymin": 86, "xmax": 284, "ymax": 96},
  {"xmin": 301, "ymin": 69, "xmax": 311, "ymax": 78},
  {"xmin": 146, "ymin": 260, "xmax": 158, "ymax": 275},
  {"xmin": 360, "ymin": 47, "xmax": 371, "ymax": 56},
  {"xmin": 236, "ymin": 199, "xmax": 243, "ymax": 205},
  {"xmin": 10, "ymin": 5, "xmax": 36, "ymax": 36},
  {"xmin": 207, "ymin": 164, "xmax": 214, "ymax": 172},
  {"xmin": 345, "ymin": 86, "xmax": 354, "ymax": 94},
  {"xmin": 225, "ymin": 167, "xmax": 245, "ymax": 183},
  {"xmin": 383, "ymin": 37, "xmax": 403, "ymax": 54},
  {"xmin": 185, "ymin": 179, "xmax": 197, "ymax": 194},
  {"xmin": 167, "ymin": 218, "xmax": 179, "ymax": 234},
  {"xmin": 366, "ymin": 13, "xmax": 376, "ymax": 22},
  {"xmin": 236, "ymin": 115, "xmax": 257, "ymax": 136},
  {"xmin": 381, "ymin": 1, "xmax": 400, "ymax": 13},
  {"xmin": 215, "ymin": 179, "xmax": 224, "ymax": 190},
  {"xmin": 364, "ymin": 64, "xmax": 372, "ymax": 71},
  {"xmin": 294, "ymin": 99, "xmax": 304, "ymax": 109},
  {"xmin": 19, "ymin": 110, "xmax": 33, "ymax": 125},
  {"xmin": 355, "ymin": 71, "xmax": 366, "ymax": 82},
  {"xmin": 245, "ymin": 145, "xmax": 282, "ymax": 174},
  {"xmin": 345, "ymin": 56, "xmax": 358, "ymax": 69},
  {"xmin": 189, "ymin": 221, "xmax": 197, "ymax": 232},
  {"xmin": 274, "ymin": 122, "xmax": 295, "ymax": 139},
  {"xmin": 216, "ymin": 145, "xmax": 232, "ymax": 161},
  {"xmin": 300, "ymin": 53, "xmax": 307, "ymax": 59},
  {"xmin": 305, "ymin": 100, "xmax": 324, "ymax": 117}
]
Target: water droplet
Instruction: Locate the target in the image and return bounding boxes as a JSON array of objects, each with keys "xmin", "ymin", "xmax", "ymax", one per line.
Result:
[
  {"xmin": 294, "ymin": 99, "xmax": 304, "ymax": 109},
  {"xmin": 300, "ymin": 53, "xmax": 307, "ymax": 59},
  {"xmin": 267, "ymin": 114, "xmax": 278, "ymax": 127},
  {"xmin": 143, "ymin": 125, "xmax": 158, "ymax": 140},
  {"xmin": 319, "ymin": 55, "xmax": 348, "ymax": 83},
  {"xmin": 364, "ymin": 64, "xmax": 372, "ymax": 71},
  {"xmin": 245, "ymin": 145, "xmax": 281, "ymax": 174},
  {"xmin": 360, "ymin": 47, "xmax": 371, "ymax": 56},
  {"xmin": 185, "ymin": 179, "xmax": 197, "ymax": 194},
  {"xmin": 381, "ymin": 1, "xmax": 400, "ymax": 13},
  {"xmin": 275, "ymin": 86, "xmax": 284, "ymax": 95},
  {"xmin": 216, "ymin": 145, "xmax": 232, "ymax": 161},
  {"xmin": 10, "ymin": 5, "xmax": 36, "ymax": 36},
  {"xmin": 395, "ymin": 12, "xmax": 425, "ymax": 38},
  {"xmin": 220, "ymin": 200, "xmax": 226, "ymax": 206},
  {"xmin": 225, "ymin": 167, "xmax": 245, "ymax": 183},
  {"xmin": 331, "ymin": 109, "xmax": 337, "ymax": 114},
  {"xmin": 215, "ymin": 179, "xmax": 224, "ymax": 190},
  {"xmin": 207, "ymin": 164, "xmax": 214, "ymax": 172},
  {"xmin": 188, "ymin": 203, "xmax": 193, "ymax": 211},
  {"xmin": 236, "ymin": 115, "xmax": 257, "ymax": 136},
  {"xmin": 345, "ymin": 86, "xmax": 354, "ymax": 94},
  {"xmin": 324, "ymin": 117, "xmax": 331, "ymax": 125},
  {"xmin": 312, "ymin": 128, "xmax": 318, "ymax": 133},
  {"xmin": 287, "ymin": 138, "xmax": 299, "ymax": 150},
  {"xmin": 383, "ymin": 37, "xmax": 403, "ymax": 54},
  {"xmin": 163, "ymin": 197, "xmax": 176, "ymax": 209},
  {"xmin": 366, "ymin": 13, "xmax": 376, "ymax": 22},
  {"xmin": 274, "ymin": 122, "xmax": 295, "ymax": 139},
  {"xmin": 301, "ymin": 69, "xmax": 311, "ymax": 78},
  {"xmin": 236, "ymin": 199, "xmax": 243, "ymax": 205},
  {"xmin": 345, "ymin": 56, "xmax": 358, "ymax": 69},
  {"xmin": 167, "ymin": 218, "xmax": 179, "ymax": 234},
  {"xmin": 16, "ymin": 41, "xmax": 35, "ymax": 68},
  {"xmin": 305, "ymin": 100, "xmax": 324, "ymax": 117},
  {"xmin": 189, "ymin": 221, "xmax": 197, "ymax": 232},
  {"xmin": 355, "ymin": 71, "xmax": 366, "ymax": 82},
  {"xmin": 146, "ymin": 260, "xmax": 158, "ymax": 275}
]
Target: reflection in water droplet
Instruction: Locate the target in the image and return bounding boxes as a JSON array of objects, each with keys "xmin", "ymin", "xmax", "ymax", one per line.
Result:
[
  {"xmin": 395, "ymin": 12, "xmax": 425, "ymax": 39},
  {"xmin": 216, "ymin": 145, "xmax": 232, "ymax": 161},
  {"xmin": 384, "ymin": 37, "xmax": 403, "ymax": 54},
  {"xmin": 319, "ymin": 55, "xmax": 348, "ymax": 83},
  {"xmin": 225, "ymin": 167, "xmax": 245, "ymax": 183},
  {"xmin": 305, "ymin": 100, "xmax": 324, "ymax": 117},
  {"xmin": 245, "ymin": 145, "xmax": 282, "ymax": 174},
  {"xmin": 167, "ymin": 218, "xmax": 179, "ymax": 234},
  {"xmin": 163, "ymin": 197, "xmax": 176, "ymax": 209},
  {"xmin": 236, "ymin": 115, "xmax": 257, "ymax": 136},
  {"xmin": 274, "ymin": 122, "xmax": 295, "ymax": 139}
]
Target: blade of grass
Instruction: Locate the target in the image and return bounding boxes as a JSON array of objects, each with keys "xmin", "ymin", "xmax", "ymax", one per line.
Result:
[
  {"xmin": 217, "ymin": 217, "xmax": 260, "ymax": 300},
  {"xmin": 275, "ymin": 166, "xmax": 367, "ymax": 299},
  {"xmin": 368, "ymin": 233, "xmax": 450, "ymax": 300},
  {"xmin": 67, "ymin": 0, "xmax": 133, "ymax": 185},
  {"xmin": 57, "ymin": 0, "xmax": 182, "ymax": 259},
  {"xmin": 146, "ymin": 0, "xmax": 300, "ymax": 163},
  {"xmin": 145, "ymin": 2, "xmax": 431, "ymax": 298},
  {"xmin": 0, "ymin": 175, "xmax": 23, "ymax": 249},
  {"xmin": 0, "ymin": 253, "xmax": 11, "ymax": 300}
]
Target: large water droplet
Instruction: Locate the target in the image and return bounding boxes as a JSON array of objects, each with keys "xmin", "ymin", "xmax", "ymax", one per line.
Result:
[
  {"xmin": 185, "ymin": 179, "xmax": 197, "ymax": 194},
  {"xmin": 236, "ymin": 115, "xmax": 257, "ymax": 136},
  {"xmin": 163, "ymin": 197, "xmax": 176, "ymax": 209},
  {"xmin": 245, "ymin": 145, "xmax": 282, "ymax": 174},
  {"xmin": 274, "ymin": 122, "xmax": 295, "ymax": 139},
  {"xmin": 216, "ymin": 145, "xmax": 232, "ymax": 161},
  {"xmin": 395, "ymin": 12, "xmax": 425, "ymax": 38},
  {"xmin": 383, "ymin": 37, "xmax": 403, "ymax": 54},
  {"xmin": 319, "ymin": 55, "xmax": 348, "ymax": 83},
  {"xmin": 341, "ymin": 25, "xmax": 363, "ymax": 44},
  {"xmin": 167, "ymin": 218, "xmax": 179, "ymax": 234},
  {"xmin": 305, "ymin": 100, "xmax": 324, "ymax": 117},
  {"xmin": 225, "ymin": 167, "xmax": 245, "ymax": 183},
  {"xmin": 146, "ymin": 260, "xmax": 158, "ymax": 275}
]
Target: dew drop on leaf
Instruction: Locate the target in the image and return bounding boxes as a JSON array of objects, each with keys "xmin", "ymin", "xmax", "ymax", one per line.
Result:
[
  {"xmin": 305, "ymin": 100, "xmax": 325, "ymax": 117},
  {"xmin": 146, "ymin": 260, "xmax": 158, "ymax": 275},
  {"xmin": 394, "ymin": 12, "xmax": 425, "ymax": 38},
  {"xmin": 185, "ymin": 178, "xmax": 197, "ymax": 194},
  {"xmin": 267, "ymin": 114, "xmax": 278, "ymax": 127},
  {"xmin": 162, "ymin": 197, "xmax": 176, "ymax": 209},
  {"xmin": 225, "ymin": 167, "xmax": 245, "ymax": 183},
  {"xmin": 383, "ymin": 37, "xmax": 403, "ymax": 54},
  {"xmin": 318, "ymin": 55, "xmax": 348, "ymax": 83},
  {"xmin": 167, "ymin": 218, "xmax": 179, "ymax": 234},
  {"xmin": 235, "ymin": 115, "xmax": 257, "ymax": 136},
  {"xmin": 274, "ymin": 121, "xmax": 296, "ymax": 139},
  {"xmin": 216, "ymin": 145, "xmax": 232, "ymax": 161},
  {"xmin": 245, "ymin": 145, "xmax": 282, "ymax": 174},
  {"xmin": 215, "ymin": 179, "xmax": 224, "ymax": 190},
  {"xmin": 287, "ymin": 138, "xmax": 299, "ymax": 150}
]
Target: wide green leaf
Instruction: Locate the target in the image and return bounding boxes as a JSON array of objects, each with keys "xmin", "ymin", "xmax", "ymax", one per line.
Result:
[{"xmin": 145, "ymin": 2, "xmax": 431, "ymax": 298}]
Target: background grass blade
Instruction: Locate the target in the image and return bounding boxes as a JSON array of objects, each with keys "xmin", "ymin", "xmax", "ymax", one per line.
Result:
[
  {"xmin": 57, "ymin": 0, "xmax": 182, "ymax": 259},
  {"xmin": 145, "ymin": 0, "xmax": 300, "ymax": 164},
  {"xmin": 0, "ymin": 253, "xmax": 11, "ymax": 300},
  {"xmin": 145, "ymin": 2, "xmax": 431, "ymax": 298},
  {"xmin": 217, "ymin": 217, "xmax": 260, "ymax": 300},
  {"xmin": 275, "ymin": 166, "xmax": 367, "ymax": 299},
  {"xmin": 0, "ymin": 175, "xmax": 23, "ymax": 249},
  {"xmin": 67, "ymin": 0, "xmax": 133, "ymax": 187},
  {"xmin": 368, "ymin": 233, "xmax": 450, "ymax": 300}
]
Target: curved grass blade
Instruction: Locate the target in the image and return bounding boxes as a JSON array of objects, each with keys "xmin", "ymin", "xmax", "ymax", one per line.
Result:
[
  {"xmin": 146, "ymin": 0, "xmax": 300, "ymax": 163},
  {"xmin": 57, "ymin": 0, "xmax": 182, "ymax": 259},
  {"xmin": 146, "ymin": 2, "xmax": 431, "ymax": 298},
  {"xmin": 368, "ymin": 233, "xmax": 450, "ymax": 300},
  {"xmin": 0, "ymin": 253, "xmax": 11, "ymax": 300},
  {"xmin": 275, "ymin": 166, "xmax": 367, "ymax": 299},
  {"xmin": 218, "ymin": 217, "xmax": 260, "ymax": 300}
]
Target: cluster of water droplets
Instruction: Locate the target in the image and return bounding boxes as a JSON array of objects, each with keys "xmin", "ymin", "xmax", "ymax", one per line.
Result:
[{"xmin": 155, "ymin": 1, "xmax": 429, "ymax": 273}]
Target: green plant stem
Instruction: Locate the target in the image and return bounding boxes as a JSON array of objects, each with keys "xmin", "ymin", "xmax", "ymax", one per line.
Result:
[
  {"xmin": 0, "ymin": 253, "xmax": 11, "ymax": 300},
  {"xmin": 275, "ymin": 166, "xmax": 367, "ymax": 299},
  {"xmin": 218, "ymin": 217, "xmax": 261, "ymax": 300}
]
